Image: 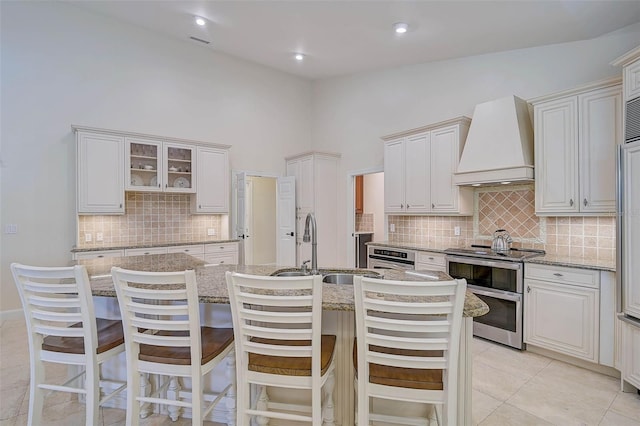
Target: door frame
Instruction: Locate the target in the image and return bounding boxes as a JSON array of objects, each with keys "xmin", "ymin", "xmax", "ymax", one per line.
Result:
[
  {"xmin": 231, "ymin": 170, "xmax": 281, "ymax": 266},
  {"xmin": 345, "ymin": 166, "xmax": 384, "ymax": 268}
]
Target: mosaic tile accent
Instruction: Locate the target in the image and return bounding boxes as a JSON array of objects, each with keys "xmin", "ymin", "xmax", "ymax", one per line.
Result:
[
  {"xmin": 356, "ymin": 213, "xmax": 374, "ymax": 233},
  {"xmin": 476, "ymin": 185, "xmax": 541, "ymax": 242},
  {"xmin": 77, "ymin": 192, "xmax": 223, "ymax": 248}
]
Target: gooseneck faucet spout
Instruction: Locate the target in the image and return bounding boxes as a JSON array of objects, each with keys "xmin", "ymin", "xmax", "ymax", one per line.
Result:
[{"xmin": 303, "ymin": 212, "xmax": 318, "ymax": 275}]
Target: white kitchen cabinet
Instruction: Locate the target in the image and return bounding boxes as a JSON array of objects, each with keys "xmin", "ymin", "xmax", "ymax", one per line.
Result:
[
  {"xmin": 204, "ymin": 242, "xmax": 239, "ymax": 265},
  {"xmin": 124, "ymin": 247, "xmax": 168, "ymax": 256},
  {"xmin": 73, "ymin": 249, "xmax": 125, "ymax": 260},
  {"xmin": 126, "ymin": 138, "xmax": 196, "ymax": 193},
  {"xmin": 623, "ymin": 55, "xmax": 640, "ymax": 101},
  {"xmin": 192, "ymin": 146, "xmax": 229, "ymax": 213},
  {"xmin": 76, "ymin": 131, "xmax": 125, "ymax": 214},
  {"xmin": 620, "ymin": 319, "xmax": 640, "ymax": 390},
  {"xmin": 382, "ymin": 117, "xmax": 473, "ymax": 215},
  {"xmin": 167, "ymin": 244, "xmax": 205, "ymax": 260},
  {"xmin": 620, "ymin": 141, "xmax": 640, "ymax": 319},
  {"xmin": 415, "ymin": 251, "xmax": 446, "ymax": 272},
  {"xmin": 286, "ymin": 152, "xmax": 340, "ymax": 267},
  {"xmin": 524, "ymin": 264, "xmax": 600, "ymax": 363},
  {"xmin": 532, "ymin": 79, "xmax": 622, "ymax": 215}
]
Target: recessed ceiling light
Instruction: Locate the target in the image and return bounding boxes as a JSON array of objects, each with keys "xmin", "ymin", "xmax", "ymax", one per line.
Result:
[
  {"xmin": 393, "ymin": 22, "xmax": 408, "ymax": 34},
  {"xmin": 195, "ymin": 16, "xmax": 206, "ymax": 26},
  {"xmin": 294, "ymin": 53, "xmax": 305, "ymax": 61}
]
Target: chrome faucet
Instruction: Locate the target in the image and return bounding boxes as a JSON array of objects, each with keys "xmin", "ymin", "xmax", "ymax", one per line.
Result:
[{"xmin": 303, "ymin": 212, "xmax": 318, "ymax": 275}]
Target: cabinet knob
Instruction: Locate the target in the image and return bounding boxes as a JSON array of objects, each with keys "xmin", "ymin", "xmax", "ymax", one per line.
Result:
[
  {"xmin": 553, "ymin": 273, "xmax": 563, "ymax": 277},
  {"xmin": 199, "ymin": 205, "xmax": 202, "ymax": 209},
  {"xmin": 119, "ymin": 204, "xmax": 122, "ymax": 208},
  {"xmin": 407, "ymin": 204, "xmax": 410, "ymax": 209},
  {"xmin": 569, "ymin": 199, "xmax": 574, "ymax": 206},
  {"xmin": 220, "ymin": 246, "xmax": 225, "ymax": 249},
  {"xmin": 429, "ymin": 257, "xmax": 434, "ymax": 260},
  {"xmin": 432, "ymin": 203, "xmax": 435, "ymax": 209},
  {"xmin": 220, "ymin": 260, "xmax": 225, "ymax": 264},
  {"xmin": 400, "ymin": 204, "xmax": 404, "ymax": 209},
  {"xmin": 527, "ymin": 286, "xmax": 531, "ymax": 293},
  {"xmin": 583, "ymin": 198, "xmax": 588, "ymax": 207}
]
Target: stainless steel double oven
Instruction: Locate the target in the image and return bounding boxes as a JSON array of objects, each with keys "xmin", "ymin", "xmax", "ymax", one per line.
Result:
[{"xmin": 445, "ymin": 247, "xmax": 543, "ymax": 349}]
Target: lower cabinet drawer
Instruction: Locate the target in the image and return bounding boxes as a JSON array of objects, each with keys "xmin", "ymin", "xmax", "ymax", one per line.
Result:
[
  {"xmin": 205, "ymin": 243, "xmax": 238, "ymax": 254},
  {"xmin": 73, "ymin": 250, "xmax": 124, "ymax": 260},
  {"xmin": 125, "ymin": 247, "xmax": 168, "ymax": 256},
  {"xmin": 525, "ymin": 263, "xmax": 599, "ymax": 288},
  {"xmin": 204, "ymin": 252, "xmax": 238, "ymax": 265},
  {"xmin": 167, "ymin": 245, "xmax": 205, "ymax": 256}
]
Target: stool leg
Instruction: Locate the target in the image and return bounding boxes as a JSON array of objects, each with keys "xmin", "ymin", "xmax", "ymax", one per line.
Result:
[
  {"xmin": 225, "ymin": 351, "xmax": 236, "ymax": 426},
  {"xmin": 256, "ymin": 385, "xmax": 269, "ymax": 426},
  {"xmin": 85, "ymin": 360, "xmax": 100, "ymax": 426},
  {"xmin": 126, "ymin": 369, "xmax": 141, "ymax": 426},
  {"xmin": 167, "ymin": 376, "xmax": 181, "ymax": 421},
  {"xmin": 28, "ymin": 346, "xmax": 45, "ymax": 426},
  {"xmin": 139, "ymin": 373, "xmax": 152, "ymax": 418},
  {"xmin": 322, "ymin": 371, "xmax": 335, "ymax": 426}
]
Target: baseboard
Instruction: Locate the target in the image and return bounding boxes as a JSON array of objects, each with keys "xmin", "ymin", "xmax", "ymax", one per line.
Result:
[
  {"xmin": 526, "ymin": 344, "xmax": 621, "ymax": 378},
  {"xmin": 0, "ymin": 309, "xmax": 24, "ymax": 324}
]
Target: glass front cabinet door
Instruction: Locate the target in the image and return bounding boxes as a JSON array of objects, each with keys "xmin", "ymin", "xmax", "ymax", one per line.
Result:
[
  {"xmin": 126, "ymin": 137, "xmax": 162, "ymax": 192},
  {"xmin": 164, "ymin": 143, "xmax": 195, "ymax": 193}
]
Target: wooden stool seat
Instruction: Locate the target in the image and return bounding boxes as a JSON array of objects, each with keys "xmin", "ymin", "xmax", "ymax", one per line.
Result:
[
  {"xmin": 42, "ymin": 318, "xmax": 125, "ymax": 355},
  {"xmin": 353, "ymin": 340, "xmax": 443, "ymax": 390},
  {"xmin": 249, "ymin": 335, "xmax": 336, "ymax": 376},
  {"xmin": 139, "ymin": 327, "xmax": 234, "ymax": 366}
]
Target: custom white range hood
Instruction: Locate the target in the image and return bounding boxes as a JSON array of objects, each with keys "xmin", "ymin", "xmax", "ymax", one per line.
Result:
[{"xmin": 454, "ymin": 95, "xmax": 534, "ymax": 186}]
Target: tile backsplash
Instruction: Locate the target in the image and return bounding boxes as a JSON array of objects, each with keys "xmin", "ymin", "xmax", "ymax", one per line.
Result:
[
  {"xmin": 388, "ymin": 185, "xmax": 616, "ymax": 261},
  {"xmin": 356, "ymin": 213, "xmax": 374, "ymax": 233},
  {"xmin": 77, "ymin": 192, "xmax": 223, "ymax": 248}
]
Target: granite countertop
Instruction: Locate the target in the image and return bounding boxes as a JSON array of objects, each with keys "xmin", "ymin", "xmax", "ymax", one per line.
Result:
[
  {"xmin": 78, "ymin": 253, "xmax": 488, "ymax": 317},
  {"xmin": 71, "ymin": 239, "xmax": 241, "ymax": 253},
  {"xmin": 524, "ymin": 253, "xmax": 616, "ymax": 272},
  {"xmin": 369, "ymin": 241, "xmax": 616, "ymax": 272},
  {"xmin": 367, "ymin": 241, "xmax": 452, "ymax": 254}
]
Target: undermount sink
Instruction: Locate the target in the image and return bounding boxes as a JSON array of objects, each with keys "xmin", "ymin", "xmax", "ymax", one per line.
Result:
[
  {"xmin": 321, "ymin": 272, "xmax": 379, "ymax": 285},
  {"xmin": 271, "ymin": 268, "xmax": 381, "ymax": 284}
]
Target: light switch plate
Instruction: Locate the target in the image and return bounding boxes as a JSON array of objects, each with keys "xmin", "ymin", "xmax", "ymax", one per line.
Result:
[
  {"xmin": 85, "ymin": 233, "xmax": 92, "ymax": 242},
  {"xmin": 96, "ymin": 232, "xmax": 103, "ymax": 242},
  {"xmin": 207, "ymin": 228, "xmax": 216, "ymax": 236},
  {"xmin": 454, "ymin": 226, "xmax": 461, "ymax": 236},
  {"xmin": 390, "ymin": 223, "xmax": 395, "ymax": 232}
]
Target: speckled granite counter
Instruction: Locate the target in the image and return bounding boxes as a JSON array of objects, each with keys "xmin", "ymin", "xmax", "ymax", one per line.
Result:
[
  {"xmin": 524, "ymin": 253, "xmax": 616, "ymax": 272},
  {"xmin": 76, "ymin": 253, "xmax": 488, "ymax": 317},
  {"xmin": 369, "ymin": 241, "xmax": 616, "ymax": 272},
  {"xmin": 71, "ymin": 239, "xmax": 240, "ymax": 253},
  {"xmin": 367, "ymin": 241, "xmax": 451, "ymax": 253}
]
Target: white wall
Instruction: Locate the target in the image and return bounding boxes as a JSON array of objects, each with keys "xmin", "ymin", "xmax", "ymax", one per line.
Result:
[
  {"xmin": 0, "ymin": 2, "xmax": 312, "ymax": 312},
  {"xmin": 311, "ymin": 23, "xmax": 640, "ymax": 266}
]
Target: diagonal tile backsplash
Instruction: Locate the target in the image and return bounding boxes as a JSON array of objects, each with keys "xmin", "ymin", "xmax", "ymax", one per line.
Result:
[{"xmin": 388, "ymin": 184, "xmax": 615, "ymax": 259}]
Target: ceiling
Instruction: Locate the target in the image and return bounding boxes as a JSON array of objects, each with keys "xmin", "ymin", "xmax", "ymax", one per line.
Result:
[{"xmin": 70, "ymin": 1, "xmax": 640, "ymax": 80}]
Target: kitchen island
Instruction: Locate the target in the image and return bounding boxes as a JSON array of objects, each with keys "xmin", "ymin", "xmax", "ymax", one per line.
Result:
[{"xmin": 77, "ymin": 253, "xmax": 488, "ymax": 425}]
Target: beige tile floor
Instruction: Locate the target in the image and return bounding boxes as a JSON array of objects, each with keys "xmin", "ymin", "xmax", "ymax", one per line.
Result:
[{"xmin": 2, "ymin": 317, "xmax": 639, "ymax": 425}]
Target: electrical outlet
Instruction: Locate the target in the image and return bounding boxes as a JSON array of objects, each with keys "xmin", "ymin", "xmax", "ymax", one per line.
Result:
[
  {"xmin": 96, "ymin": 232, "xmax": 103, "ymax": 242},
  {"xmin": 207, "ymin": 228, "xmax": 216, "ymax": 236},
  {"xmin": 4, "ymin": 224, "xmax": 17, "ymax": 234},
  {"xmin": 454, "ymin": 226, "xmax": 461, "ymax": 236},
  {"xmin": 85, "ymin": 233, "xmax": 92, "ymax": 242},
  {"xmin": 390, "ymin": 223, "xmax": 395, "ymax": 232}
]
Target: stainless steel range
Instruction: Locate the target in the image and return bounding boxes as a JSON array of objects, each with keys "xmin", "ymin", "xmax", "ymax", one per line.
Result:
[{"xmin": 445, "ymin": 245, "xmax": 544, "ymax": 349}]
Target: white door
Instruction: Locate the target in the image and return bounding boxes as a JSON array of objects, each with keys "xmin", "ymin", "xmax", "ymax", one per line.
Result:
[
  {"xmin": 244, "ymin": 178, "xmax": 254, "ymax": 265},
  {"xmin": 235, "ymin": 172, "xmax": 247, "ymax": 262},
  {"xmin": 276, "ymin": 176, "xmax": 296, "ymax": 266}
]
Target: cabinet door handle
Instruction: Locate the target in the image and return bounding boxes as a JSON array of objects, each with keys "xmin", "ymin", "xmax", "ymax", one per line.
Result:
[
  {"xmin": 199, "ymin": 205, "xmax": 202, "ymax": 209},
  {"xmin": 553, "ymin": 273, "xmax": 563, "ymax": 277},
  {"xmin": 400, "ymin": 204, "xmax": 403, "ymax": 209},
  {"xmin": 119, "ymin": 204, "xmax": 122, "ymax": 208},
  {"xmin": 220, "ymin": 260, "xmax": 225, "ymax": 264},
  {"xmin": 407, "ymin": 204, "xmax": 410, "ymax": 209},
  {"xmin": 184, "ymin": 249, "xmax": 189, "ymax": 252},
  {"xmin": 583, "ymin": 198, "xmax": 588, "ymax": 207},
  {"xmin": 158, "ymin": 184, "xmax": 161, "ymax": 188},
  {"xmin": 429, "ymin": 257, "xmax": 434, "ymax": 260},
  {"xmin": 432, "ymin": 203, "xmax": 435, "ymax": 209},
  {"xmin": 527, "ymin": 286, "xmax": 531, "ymax": 293},
  {"xmin": 569, "ymin": 199, "xmax": 574, "ymax": 206}
]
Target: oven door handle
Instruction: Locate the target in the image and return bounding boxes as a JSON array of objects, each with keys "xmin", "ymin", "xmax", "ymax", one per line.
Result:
[{"xmin": 467, "ymin": 285, "xmax": 522, "ymax": 302}]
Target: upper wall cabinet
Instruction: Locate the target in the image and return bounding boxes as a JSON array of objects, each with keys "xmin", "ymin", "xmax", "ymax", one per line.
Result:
[
  {"xmin": 193, "ymin": 146, "xmax": 229, "ymax": 213},
  {"xmin": 126, "ymin": 137, "xmax": 196, "ymax": 193},
  {"xmin": 73, "ymin": 126, "xmax": 230, "ymax": 214},
  {"xmin": 76, "ymin": 131, "xmax": 125, "ymax": 214},
  {"xmin": 382, "ymin": 117, "xmax": 473, "ymax": 215},
  {"xmin": 531, "ymin": 79, "xmax": 622, "ymax": 215}
]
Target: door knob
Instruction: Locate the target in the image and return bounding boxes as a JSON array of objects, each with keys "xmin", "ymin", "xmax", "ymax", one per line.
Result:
[{"xmin": 287, "ymin": 232, "xmax": 294, "ymax": 236}]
